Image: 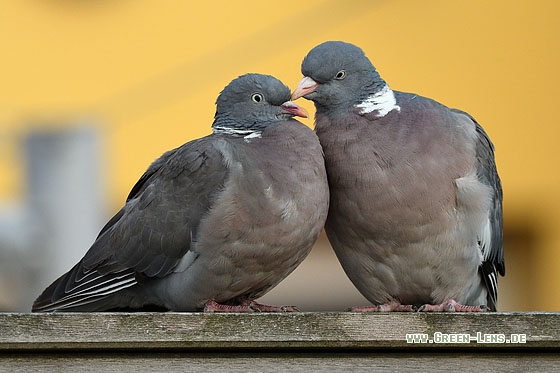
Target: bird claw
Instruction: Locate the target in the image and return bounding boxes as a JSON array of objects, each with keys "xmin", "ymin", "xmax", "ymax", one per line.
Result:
[
  {"xmin": 203, "ymin": 300, "xmax": 259, "ymax": 313},
  {"xmin": 349, "ymin": 300, "xmax": 417, "ymax": 312},
  {"xmin": 247, "ymin": 303, "xmax": 262, "ymax": 312},
  {"xmin": 250, "ymin": 301, "xmax": 300, "ymax": 312},
  {"xmin": 418, "ymin": 299, "xmax": 488, "ymax": 312},
  {"xmin": 203, "ymin": 299, "xmax": 300, "ymax": 313}
]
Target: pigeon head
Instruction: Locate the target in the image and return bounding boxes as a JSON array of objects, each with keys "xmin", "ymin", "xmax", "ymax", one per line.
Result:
[
  {"xmin": 292, "ymin": 41, "xmax": 387, "ymax": 111},
  {"xmin": 212, "ymin": 74, "xmax": 308, "ymax": 136}
]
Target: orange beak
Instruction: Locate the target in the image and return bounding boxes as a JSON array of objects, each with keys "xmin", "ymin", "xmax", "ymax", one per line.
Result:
[
  {"xmin": 291, "ymin": 76, "xmax": 319, "ymax": 100},
  {"xmin": 280, "ymin": 101, "xmax": 309, "ymax": 118}
]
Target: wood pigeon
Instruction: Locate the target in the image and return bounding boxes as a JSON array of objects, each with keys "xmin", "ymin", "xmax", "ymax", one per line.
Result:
[
  {"xmin": 292, "ymin": 41, "xmax": 504, "ymax": 312},
  {"xmin": 33, "ymin": 73, "xmax": 329, "ymax": 312}
]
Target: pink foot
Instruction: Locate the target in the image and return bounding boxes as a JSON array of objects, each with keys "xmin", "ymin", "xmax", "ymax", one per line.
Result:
[
  {"xmin": 203, "ymin": 300, "xmax": 259, "ymax": 313},
  {"xmin": 203, "ymin": 299, "xmax": 300, "ymax": 313},
  {"xmin": 418, "ymin": 299, "xmax": 488, "ymax": 312},
  {"xmin": 349, "ymin": 300, "xmax": 416, "ymax": 312}
]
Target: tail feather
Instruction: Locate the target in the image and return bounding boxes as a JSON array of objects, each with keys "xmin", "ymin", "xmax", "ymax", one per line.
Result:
[
  {"xmin": 32, "ymin": 262, "xmax": 137, "ymax": 312},
  {"xmin": 479, "ymin": 261, "xmax": 499, "ymax": 312}
]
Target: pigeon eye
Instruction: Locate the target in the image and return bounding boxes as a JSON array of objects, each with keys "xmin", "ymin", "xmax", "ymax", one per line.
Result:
[
  {"xmin": 251, "ymin": 93, "xmax": 264, "ymax": 103},
  {"xmin": 335, "ymin": 70, "xmax": 346, "ymax": 80}
]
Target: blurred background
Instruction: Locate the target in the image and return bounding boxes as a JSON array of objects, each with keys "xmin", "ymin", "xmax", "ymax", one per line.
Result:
[{"xmin": 1, "ymin": 0, "xmax": 558, "ymax": 312}]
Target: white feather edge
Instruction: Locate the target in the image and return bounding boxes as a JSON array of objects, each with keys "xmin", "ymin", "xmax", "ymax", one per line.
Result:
[
  {"xmin": 479, "ymin": 216, "xmax": 492, "ymax": 262},
  {"xmin": 36, "ymin": 272, "xmax": 137, "ymax": 311},
  {"xmin": 39, "ymin": 248, "xmax": 201, "ymax": 311},
  {"xmin": 213, "ymin": 126, "xmax": 262, "ymax": 139},
  {"xmin": 355, "ymin": 85, "xmax": 401, "ymax": 117}
]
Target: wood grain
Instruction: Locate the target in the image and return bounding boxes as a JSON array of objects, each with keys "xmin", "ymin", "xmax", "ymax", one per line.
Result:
[
  {"xmin": 1, "ymin": 312, "xmax": 558, "ymax": 370},
  {"xmin": 2, "ymin": 312, "xmax": 559, "ymax": 350}
]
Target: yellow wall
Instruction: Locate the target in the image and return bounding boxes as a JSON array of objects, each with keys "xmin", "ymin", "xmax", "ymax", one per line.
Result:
[{"xmin": 1, "ymin": 1, "xmax": 559, "ymax": 310}]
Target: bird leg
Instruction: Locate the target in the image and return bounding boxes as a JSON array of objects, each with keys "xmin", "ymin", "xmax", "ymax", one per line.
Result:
[
  {"xmin": 203, "ymin": 299, "xmax": 300, "ymax": 313},
  {"xmin": 418, "ymin": 299, "xmax": 488, "ymax": 312},
  {"xmin": 349, "ymin": 300, "xmax": 417, "ymax": 312}
]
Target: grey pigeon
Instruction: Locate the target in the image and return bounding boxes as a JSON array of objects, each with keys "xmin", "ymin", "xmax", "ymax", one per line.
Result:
[
  {"xmin": 32, "ymin": 73, "xmax": 329, "ymax": 312},
  {"xmin": 292, "ymin": 41, "xmax": 504, "ymax": 312}
]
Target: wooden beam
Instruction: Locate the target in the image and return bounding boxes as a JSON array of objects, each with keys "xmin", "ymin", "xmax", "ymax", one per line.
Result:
[{"xmin": 1, "ymin": 312, "xmax": 559, "ymax": 351}]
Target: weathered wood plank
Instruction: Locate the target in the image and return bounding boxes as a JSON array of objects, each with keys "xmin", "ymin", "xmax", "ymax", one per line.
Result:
[
  {"xmin": 1, "ymin": 352, "xmax": 560, "ymax": 372},
  {"xmin": 1, "ymin": 312, "xmax": 559, "ymax": 351}
]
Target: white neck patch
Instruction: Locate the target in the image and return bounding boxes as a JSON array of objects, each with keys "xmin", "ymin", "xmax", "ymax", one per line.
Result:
[
  {"xmin": 213, "ymin": 126, "xmax": 262, "ymax": 140},
  {"xmin": 355, "ymin": 85, "xmax": 401, "ymax": 117}
]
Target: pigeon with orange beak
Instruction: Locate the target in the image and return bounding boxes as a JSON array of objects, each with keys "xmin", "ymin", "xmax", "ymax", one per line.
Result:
[
  {"xmin": 33, "ymin": 73, "xmax": 328, "ymax": 312},
  {"xmin": 292, "ymin": 41, "xmax": 504, "ymax": 312}
]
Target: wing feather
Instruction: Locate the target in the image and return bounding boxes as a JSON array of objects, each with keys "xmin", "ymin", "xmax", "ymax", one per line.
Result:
[
  {"xmin": 453, "ymin": 109, "xmax": 504, "ymax": 310},
  {"xmin": 32, "ymin": 136, "xmax": 230, "ymax": 311}
]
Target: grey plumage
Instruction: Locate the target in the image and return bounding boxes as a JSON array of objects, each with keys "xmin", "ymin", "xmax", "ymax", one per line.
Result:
[
  {"xmin": 33, "ymin": 73, "xmax": 329, "ymax": 312},
  {"xmin": 292, "ymin": 41, "xmax": 504, "ymax": 311}
]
